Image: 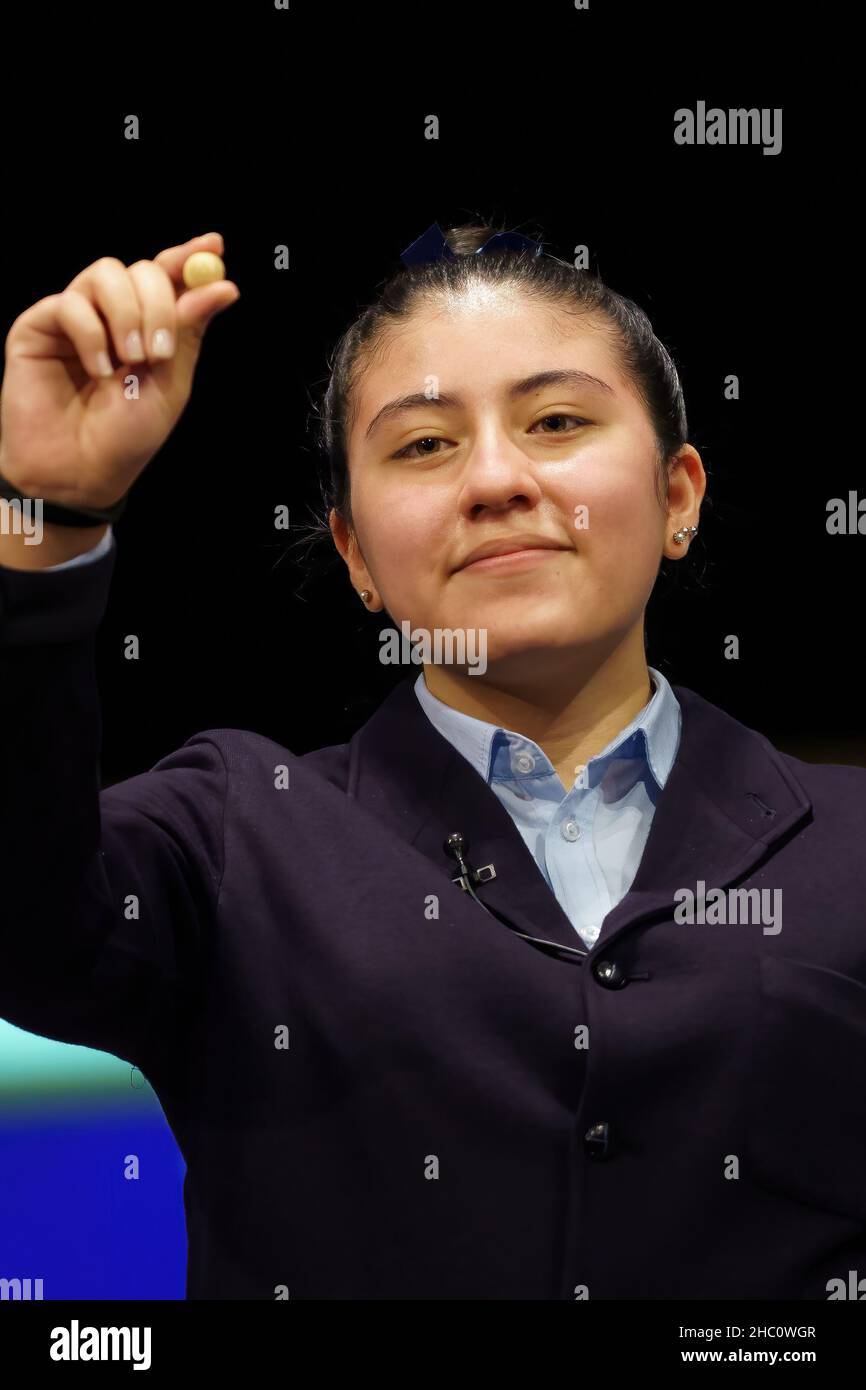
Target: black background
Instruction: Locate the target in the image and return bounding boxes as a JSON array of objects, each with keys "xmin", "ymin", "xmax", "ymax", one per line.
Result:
[{"xmin": 2, "ymin": 6, "xmax": 852, "ymax": 785}]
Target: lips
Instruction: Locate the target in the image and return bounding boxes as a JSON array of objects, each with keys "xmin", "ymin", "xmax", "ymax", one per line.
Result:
[{"xmin": 454, "ymin": 535, "xmax": 570, "ymax": 572}]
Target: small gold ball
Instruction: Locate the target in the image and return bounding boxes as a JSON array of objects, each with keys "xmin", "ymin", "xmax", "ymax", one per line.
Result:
[{"xmin": 182, "ymin": 251, "xmax": 226, "ymax": 289}]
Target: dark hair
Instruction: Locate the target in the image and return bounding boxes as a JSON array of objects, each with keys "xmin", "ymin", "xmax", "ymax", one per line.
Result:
[{"xmin": 299, "ymin": 221, "xmax": 707, "ymax": 583}]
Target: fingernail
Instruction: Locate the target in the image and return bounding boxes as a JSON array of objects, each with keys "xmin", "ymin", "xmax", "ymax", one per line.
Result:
[
  {"xmin": 125, "ymin": 330, "xmax": 144, "ymax": 360},
  {"xmin": 96, "ymin": 351, "xmax": 113, "ymax": 377},
  {"xmin": 152, "ymin": 329, "xmax": 175, "ymax": 358}
]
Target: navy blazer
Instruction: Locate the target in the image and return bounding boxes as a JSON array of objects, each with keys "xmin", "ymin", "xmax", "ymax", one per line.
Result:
[{"xmin": 1, "ymin": 539, "xmax": 865, "ymax": 1301}]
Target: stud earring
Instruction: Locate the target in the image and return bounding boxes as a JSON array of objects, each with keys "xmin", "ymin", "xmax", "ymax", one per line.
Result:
[
  {"xmin": 359, "ymin": 589, "xmax": 372, "ymax": 604},
  {"xmin": 672, "ymin": 525, "xmax": 698, "ymax": 545}
]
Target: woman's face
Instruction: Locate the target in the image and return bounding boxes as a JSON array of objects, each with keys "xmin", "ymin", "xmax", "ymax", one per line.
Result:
[{"xmin": 331, "ymin": 283, "xmax": 701, "ymax": 685}]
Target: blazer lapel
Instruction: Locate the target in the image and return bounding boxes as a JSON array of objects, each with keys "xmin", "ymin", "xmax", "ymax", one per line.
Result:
[
  {"xmin": 594, "ymin": 684, "xmax": 813, "ymax": 953},
  {"xmin": 346, "ymin": 675, "xmax": 814, "ymax": 959},
  {"xmin": 347, "ymin": 675, "xmax": 584, "ymax": 953}
]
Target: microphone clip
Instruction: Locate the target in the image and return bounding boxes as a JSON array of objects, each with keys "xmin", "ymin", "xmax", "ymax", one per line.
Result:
[{"xmin": 443, "ymin": 831, "xmax": 497, "ymax": 893}]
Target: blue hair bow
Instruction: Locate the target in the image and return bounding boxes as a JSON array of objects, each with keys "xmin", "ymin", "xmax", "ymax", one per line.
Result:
[{"xmin": 400, "ymin": 221, "xmax": 542, "ymax": 269}]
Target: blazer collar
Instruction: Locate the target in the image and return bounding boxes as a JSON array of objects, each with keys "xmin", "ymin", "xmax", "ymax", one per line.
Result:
[{"xmin": 345, "ymin": 674, "xmax": 813, "ymax": 959}]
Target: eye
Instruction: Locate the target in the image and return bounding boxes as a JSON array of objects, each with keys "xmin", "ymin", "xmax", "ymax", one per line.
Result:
[
  {"xmin": 391, "ymin": 436, "xmax": 450, "ymax": 460},
  {"xmin": 530, "ymin": 414, "xmax": 590, "ymax": 435}
]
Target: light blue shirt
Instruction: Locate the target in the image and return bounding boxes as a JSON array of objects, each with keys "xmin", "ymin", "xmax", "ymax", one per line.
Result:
[
  {"xmin": 414, "ymin": 666, "xmax": 681, "ymax": 949},
  {"xmin": 39, "ymin": 525, "xmax": 114, "ymax": 570}
]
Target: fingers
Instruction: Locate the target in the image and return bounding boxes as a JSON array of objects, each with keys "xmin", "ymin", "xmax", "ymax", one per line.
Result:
[
  {"xmin": 64, "ymin": 245, "xmax": 234, "ymax": 369},
  {"xmin": 126, "ymin": 260, "xmax": 178, "ymax": 362},
  {"xmin": 8, "ymin": 235, "xmax": 237, "ymax": 381},
  {"xmin": 174, "ymin": 280, "xmax": 241, "ymax": 343},
  {"xmin": 66, "ymin": 256, "xmax": 150, "ymax": 367},
  {"xmin": 50, "ymin": 289, "xmax": 118, "ymax": 381}
]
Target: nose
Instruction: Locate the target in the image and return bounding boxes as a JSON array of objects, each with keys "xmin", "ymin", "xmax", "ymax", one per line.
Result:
[{"xmin": 456, "ymin": 423, "xmax": 544, "ymax": 516}]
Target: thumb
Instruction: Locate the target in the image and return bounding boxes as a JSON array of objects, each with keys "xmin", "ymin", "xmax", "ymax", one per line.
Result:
[{"xmin": 176, "ymin": 281, "xmax": 242, "ymax": 346}]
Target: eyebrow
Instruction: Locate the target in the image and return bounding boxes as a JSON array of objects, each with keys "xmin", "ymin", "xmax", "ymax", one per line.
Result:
[{"xmin": 363, "ymin": 369, "xmax": 615, "ymax": 440}]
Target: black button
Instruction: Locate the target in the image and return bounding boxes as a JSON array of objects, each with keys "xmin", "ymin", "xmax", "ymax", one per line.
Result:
[
  {"xmin": 584, "ymin": 1122, "xmax": 611, "ymax": 1158},
  {"xmin": 593, "ymin": 959, "xmax": 627, "ymax": 989}
]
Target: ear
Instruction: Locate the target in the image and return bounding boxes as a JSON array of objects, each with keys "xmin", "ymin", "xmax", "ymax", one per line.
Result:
[
  {"xmin": 328, "ymin": 508, "xmax": 381, "ymax": 608},
  {"xmin": 662, "ymin": 445, "xmax": 706, "ymax": 558}
]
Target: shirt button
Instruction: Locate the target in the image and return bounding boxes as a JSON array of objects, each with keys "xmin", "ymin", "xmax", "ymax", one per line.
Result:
[
  {"xmin": 561, "ymin": 819, "xmax": 581, "ymax": 841},
  {"xmin": 512, "ymin": 750, "xmax": 535, "ymax": 774}
]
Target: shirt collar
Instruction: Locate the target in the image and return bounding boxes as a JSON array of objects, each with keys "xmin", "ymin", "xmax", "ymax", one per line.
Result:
[{"xmin": 413, "ymin": 665, "xmax": 681, "ymax": 792}]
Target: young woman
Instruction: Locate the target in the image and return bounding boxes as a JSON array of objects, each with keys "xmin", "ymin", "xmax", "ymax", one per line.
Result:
[{"xmin": 0, "ymin": 224, "xmax": 864, "ymax": 1302}]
